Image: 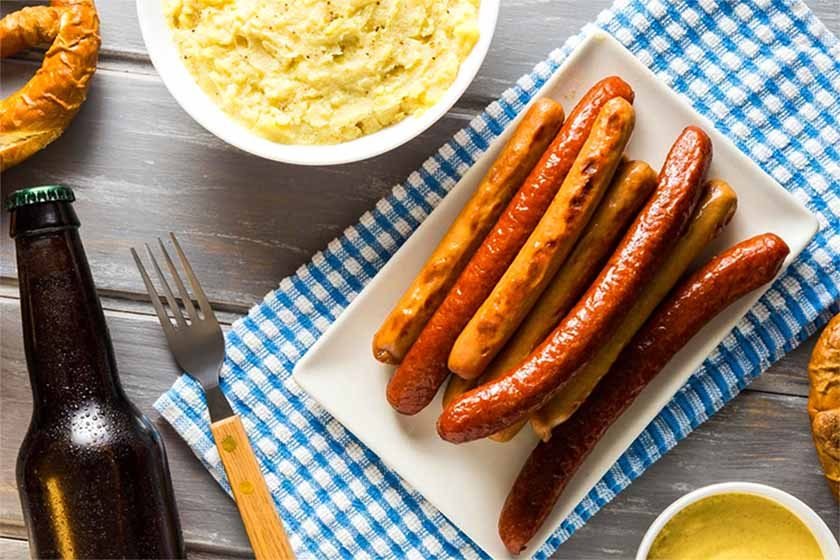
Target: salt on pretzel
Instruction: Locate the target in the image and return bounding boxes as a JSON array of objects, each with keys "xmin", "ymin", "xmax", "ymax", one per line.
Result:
[{"xmin": 1, "ymin": 0, "xmax": 100, "ymax": 171}]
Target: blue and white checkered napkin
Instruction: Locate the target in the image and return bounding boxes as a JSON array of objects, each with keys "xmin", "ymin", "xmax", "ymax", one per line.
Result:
[{"xmin": 155, "ymin": 0, "xmax": 840, "ymax": 557}]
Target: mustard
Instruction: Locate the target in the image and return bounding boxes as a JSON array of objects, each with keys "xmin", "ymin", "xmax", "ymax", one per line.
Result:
[{"xmin": 648, "ymin": 493, "xmax": 823, "ymax": 560}]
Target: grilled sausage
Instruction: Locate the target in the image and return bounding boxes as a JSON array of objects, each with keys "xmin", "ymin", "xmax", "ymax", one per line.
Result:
[
  {"xmin": 485, "ymin": 160, "xmax": 656, "ymax": 441},
  {"xmin": 437, "ymin": 126, "xmax": 711, "ymax": 441},
  {"xmin": 440, "ymin": 160, "xmax": 655, "ymax": 432},
  {"xmin": 531, "ymin": 179, "xmax": 738, "ymax": 439},
  {"xmin": 386, "ymin": 77, "xmax": 635, "ymax": 415},
  {"xmin": 442, "ymin": 369, "xmax": 474, "ymax": 409},
  {"xmin": 373, "ymin": 99, "xmax": 566, "ymax": 364},
  {"xmin": 448, "ymin": 98, "xmax": 635, "ymax": 379},
  {"xmin": 499, "ymin": 233, "xmax": 790, "ymax": 554}
]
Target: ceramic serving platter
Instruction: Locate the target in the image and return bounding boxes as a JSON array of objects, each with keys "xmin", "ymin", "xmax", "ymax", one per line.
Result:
[{"xmin": 294, "ymin": 31, "xmax": 819, "ymax": 559}]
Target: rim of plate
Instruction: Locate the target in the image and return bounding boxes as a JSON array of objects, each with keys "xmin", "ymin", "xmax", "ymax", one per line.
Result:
[
  {"xmin": 136, "ymin": 0, "xmax": 500, "ymax": 166},
  {"xmin": 635, "ymin": 482, "xmax": 840, "ymax": 560}
]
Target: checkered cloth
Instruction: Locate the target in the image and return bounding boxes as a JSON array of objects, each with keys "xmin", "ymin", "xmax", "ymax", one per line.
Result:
[{"xmin": 155, "ymin": 0, "xmax": 840, "ymax": 557}]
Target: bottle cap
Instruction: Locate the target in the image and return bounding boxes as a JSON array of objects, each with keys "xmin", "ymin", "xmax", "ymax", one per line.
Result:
[{"xmin": 5, "ymin": 185, "xmax": 76, "ymax": 211}]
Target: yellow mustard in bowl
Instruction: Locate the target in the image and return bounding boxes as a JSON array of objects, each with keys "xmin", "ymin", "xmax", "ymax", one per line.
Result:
[
  {"xmin": 164, "ymin": 0, "xmax": 479, "ymax": 145},
  {"xmin": 648, "ymin": 493, "xmax": 823, "ymax": 560}
]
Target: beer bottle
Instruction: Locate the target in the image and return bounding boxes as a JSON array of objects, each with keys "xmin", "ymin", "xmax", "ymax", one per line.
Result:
[{"xmin": 8, "ymin": 185, "xmax": 186, "ymax": 559}]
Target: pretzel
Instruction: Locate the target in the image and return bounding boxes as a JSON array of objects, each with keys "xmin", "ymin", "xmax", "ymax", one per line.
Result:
[
  {"xmin": 0, "ymin": 0, "xmax": 100, "ymax": 171},
  {"xmin": 808, "ymin": 312, "xmax": 840, "ymax": 500}
]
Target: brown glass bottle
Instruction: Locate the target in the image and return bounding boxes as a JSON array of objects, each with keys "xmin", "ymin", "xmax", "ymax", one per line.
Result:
[{"xmin": 8, "ymin": 186, "xmax": 186, "ymax": 559}]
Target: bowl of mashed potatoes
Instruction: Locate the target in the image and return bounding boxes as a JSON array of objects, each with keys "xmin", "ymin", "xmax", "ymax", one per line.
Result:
[{"xmin": 138, "ymin": 0, "xmax": 499, "ymax": 165}]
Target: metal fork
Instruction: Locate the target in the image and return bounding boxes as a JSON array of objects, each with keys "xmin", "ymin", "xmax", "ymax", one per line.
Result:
[{"xmin": 133, "ymin": 234, "xmax": 294, "ymax": 560}]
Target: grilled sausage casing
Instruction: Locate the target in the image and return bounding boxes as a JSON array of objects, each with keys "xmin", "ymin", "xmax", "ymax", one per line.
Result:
[
  {"xmin": 386, "ymin": 77, "xmax": 635, "ymax": 415},
  {"xmin": 499, "ymin": 233, "xmax": 790, "ymax": 554},
  {"xmin": 373, "ymin": 99, "xmax": 566, "ymax": 364},
  {"xmin": 438, "ymin": 126, "xmax": 712, "ymax": 442},
  {"xmin": 440, "ymin": 160, "xmax": 656, "ymax": 436},
  {"xmin": 531, "ymin": 179, "xmax": 738, "ymax": 439},
  {"xmin": 485, "ymin": 160, "xmax": 656, "ymax": 441},
  {"xmin": 448, "ymin": 97, "xmax": 636, "ymax": 380}
]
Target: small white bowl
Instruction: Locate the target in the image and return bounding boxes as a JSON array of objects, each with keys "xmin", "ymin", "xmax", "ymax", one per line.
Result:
[
  {"xmin": 636, "ymin": 482, "xmax": 840, "ymax": 560},
  {"xmin": 136, "ymin": 0, "xmax": 500, "ymax": 166}
]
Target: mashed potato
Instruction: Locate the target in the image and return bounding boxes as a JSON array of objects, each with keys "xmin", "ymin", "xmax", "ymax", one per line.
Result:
[{"xmin": 165, "ymin": 0, "xmax": 480, "ymax": 145}]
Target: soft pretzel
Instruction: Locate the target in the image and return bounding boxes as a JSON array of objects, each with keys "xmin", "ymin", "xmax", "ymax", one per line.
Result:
[
  {"xmin": 808, "ymin": 312, "xmax": 840, "ymax": 501},
  {"xmin": 0, "ymin": 0, "xmax": 99, "ymax": 171}
]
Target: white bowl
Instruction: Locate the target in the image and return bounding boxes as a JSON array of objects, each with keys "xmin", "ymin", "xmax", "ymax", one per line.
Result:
[
  {"xmin": 636, "ymin": 482, "xmax": 840, "ymax": 560},
  {"xmin": 136, "ymin": 0, "xmax": 500, "ymax": 166}
]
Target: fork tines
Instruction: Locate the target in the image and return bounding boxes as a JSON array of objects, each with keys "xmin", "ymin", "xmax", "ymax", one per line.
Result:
[{"xmin": 131, "ymin": 233, "xmax": 218, "ymax": 331}]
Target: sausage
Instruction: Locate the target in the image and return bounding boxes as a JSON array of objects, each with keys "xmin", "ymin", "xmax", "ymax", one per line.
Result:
[
  {"xmin": 498, "ymin": 233, "xmax": 790, "ymax": 554},
  {"xmin": 531, "ymin": 179, "xmax": 738, "ymax": 440},
  {"xmin": 443, "ymin": 372, "xmax": 474, "ymax": 409},
  {"xmin": 440, "ymin": 160, "xmax": 655, "ymax": 432},
  {"xmin": 437, "ymin": 126, "xmax": 711, "ymax": 441},
  {"xmin": 484, "ymin": 160, "xmax": 656, "ymax": 441},
  {"xmin": 448, "ymin": 98, "xmax": 636, "ymax": 380},
  {"xmin": 386, "ymin": 77, "xmax": 635, "ymax": 415},
  {"xmin": 373, "ymin": 99, "xmax": 566, "ymax": 364}
]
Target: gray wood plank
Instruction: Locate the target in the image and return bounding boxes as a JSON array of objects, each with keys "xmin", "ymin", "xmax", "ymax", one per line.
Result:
[
  {"xmin": 1, "ymin": 296, "xmax": 834, "ymax": 559},
  {"xmin": 558, "ymin": 389, "xmax": 840, "ymax": 559},
  {"xmin": 0, "ymin": 1, "xmax": 617, "ymax": 97},
  {"xmin": 0, "ymin": 60, "xmax": 468, "ymax": 311},
  {"xmin": 0, "ymin": 538, "xmax": 26, "ymax": 560},
  {"xmin": 4, "ymin": 0, "xmax": 837, "ymax": 95},
  {"xmin": 0, "ymin": 536, "xmax": 253, "ymax": 560},
  {"xmin": 2, "ymin": 1, "xmax": 837, "ymax": 311},
  {"xmin": 0, "ymin": 281, "xmax": 245, "ymax": 326}
]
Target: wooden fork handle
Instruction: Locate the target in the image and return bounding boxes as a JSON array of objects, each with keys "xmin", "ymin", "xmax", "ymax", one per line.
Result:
[{"xmin": 210, "ymin": 416, "xmax": 295, "ymax": 559}]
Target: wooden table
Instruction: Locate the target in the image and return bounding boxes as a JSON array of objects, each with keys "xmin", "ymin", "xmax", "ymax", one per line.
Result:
[{"xmin": 1, "ymin": 1, "xmax": 838, "ymax": 557}]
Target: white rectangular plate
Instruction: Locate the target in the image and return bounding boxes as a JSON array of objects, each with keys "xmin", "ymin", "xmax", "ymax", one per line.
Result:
[{"xmin": 294, "ymin": 31, "xmax": 818, "ymax": 559}]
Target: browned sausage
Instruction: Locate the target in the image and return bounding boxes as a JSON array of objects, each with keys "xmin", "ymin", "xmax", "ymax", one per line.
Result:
[
  {"xmin": 448, "ymin": 98, "xmax": 635, "ymax": 379},
  {"xmin": 372, "ymin": 99, "xmax": 566, "ymax": 365},
  {"xmin": 443, "ymin": 161, "xmax": 656, "ymax": 436},
  {"xmin": 386, "ymin": 77, "xmax": 635, "ymax": 415},
  {"xmin": 530, "ymin": 179, "xmax": 738, "ymax": 440},
  {"xmin": 498, "ymin": 233, "xmax": 790, "ymax": 554},
  {"xmin": 489, "ymin": 161, "xmax": 658, "ymax": 441},
  {"xmin": 437, "ymin": 126, "xmax": 712, "ymax": 441},
  {"xmin": 441, "ymin": 160, "xmax": 656, "ymax": 416}
]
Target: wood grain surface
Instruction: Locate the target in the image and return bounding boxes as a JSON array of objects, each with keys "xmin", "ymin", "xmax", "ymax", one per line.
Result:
[
  {"xmin": 1, "ymin": 0, "xmax": 838, "ymax": 558},
  {"xmin": 209, "ymin": 416, "xmax": 295, "ymax": 560}
]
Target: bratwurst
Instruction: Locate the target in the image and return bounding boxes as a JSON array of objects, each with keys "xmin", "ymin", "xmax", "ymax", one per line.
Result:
[
  {"xmin": 387, "ymin": 77, "xmax": 634, "ymax": 414},
  {"xmin": 438, "ymin": 126, "xmax": 712, "ymax": 442},
  {"xmin": 373, "ymin": 99, "xmax": 565, "ymax": 364},
  {"xmin": 498, "ymin": 233, "xmax": 790, "ymax": 554}
]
